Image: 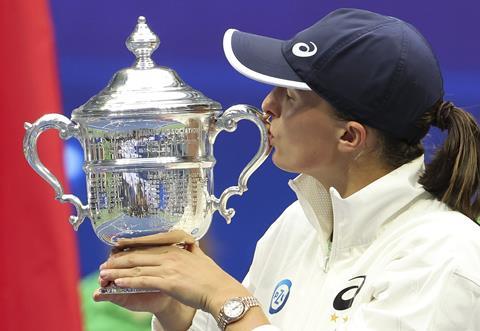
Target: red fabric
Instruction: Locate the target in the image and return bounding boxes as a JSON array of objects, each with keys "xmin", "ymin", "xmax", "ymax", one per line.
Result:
[{"xmin": 0, "ymin": 1, "xmax": 83, "ymax": 331}]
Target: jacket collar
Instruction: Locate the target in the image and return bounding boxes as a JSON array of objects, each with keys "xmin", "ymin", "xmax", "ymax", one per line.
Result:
[{"xmin": 288, "ymin": 156, "xmax": 427, "ymax": 250}]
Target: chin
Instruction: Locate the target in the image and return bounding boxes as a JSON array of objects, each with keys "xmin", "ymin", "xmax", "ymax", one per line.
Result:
[{"xmin": 271, "ymin": 151, "xmax": 300, "ymax": 174}]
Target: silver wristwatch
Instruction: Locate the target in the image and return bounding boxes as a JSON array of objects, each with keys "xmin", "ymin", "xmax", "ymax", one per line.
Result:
[{"xmin": 217, "ymin": 296, "xmax": 261, "ymax": 330}]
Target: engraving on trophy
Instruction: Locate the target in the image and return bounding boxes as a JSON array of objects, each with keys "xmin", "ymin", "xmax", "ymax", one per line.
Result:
[
  {"xmin": 89, "ymin": 168, "xmax": 211, "ymax": 244},
  {"xmin": 85, "ymin": 122, "xmax": 203, "ymax": 161}
]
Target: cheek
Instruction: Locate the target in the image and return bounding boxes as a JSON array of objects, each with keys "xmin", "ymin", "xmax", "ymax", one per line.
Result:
[
  {"xmin": 288, "ymin": 120, "xmax": 337, "ymax": 151},
  {"xmin": 273, "ymin": 122, "xmax": 337, "ymax": 172}
]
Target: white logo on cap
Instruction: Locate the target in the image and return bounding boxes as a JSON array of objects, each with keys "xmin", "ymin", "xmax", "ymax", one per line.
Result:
[{"xmin": 292, "ymin": 42, "xmax": 317, "ymax": 57}]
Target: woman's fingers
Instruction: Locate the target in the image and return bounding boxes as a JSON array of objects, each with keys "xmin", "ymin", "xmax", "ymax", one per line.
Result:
[
  {"xmin": 98, "ymin": 274, "xmax": 111, "ymax": 287},
  {"xmin": 99, "ymin": 266, "xmax": 164, "ymax": 281},
  {"xmin": 115, "ymin": 230, "xmax": 196, "ymax": 249},
  {"xmin": 101, "ymin": 245, "xmax": 190, "ymax": 270},
  {"xmin": 93, "ymin": 288, "xmax": 112, "ymax": 302},
  {"xmin": 114, "ymin": 276, "xmax": 172, "ymax": 292},
  {"xmin": 101, "ymin": 252, "xmax": 167, "ymax": 270},
  {"xmin": 106, "ymin": 245, "xmax": 170, "ymax": 260}
]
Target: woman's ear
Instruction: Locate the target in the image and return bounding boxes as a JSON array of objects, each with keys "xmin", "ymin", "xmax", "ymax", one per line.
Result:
[{"xmin": 337, "ymin": 121, "xmax": 367, "ymax": 153}]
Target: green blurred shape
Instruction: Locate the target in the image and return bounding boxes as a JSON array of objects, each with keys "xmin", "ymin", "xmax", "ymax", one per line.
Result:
[{"xmin": 81, "ymin": 272, "xmax": 151, "ymax": 331}]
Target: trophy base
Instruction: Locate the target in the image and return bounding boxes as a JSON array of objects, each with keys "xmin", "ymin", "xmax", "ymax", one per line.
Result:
[{"xmin": 99, "ymin": 284, "xmax": 160, "ymax": 294}]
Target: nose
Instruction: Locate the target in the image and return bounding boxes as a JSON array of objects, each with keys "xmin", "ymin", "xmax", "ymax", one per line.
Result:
[{"xmin": 261, "ymin": 87, "xmax": 282, "ymax": 120}]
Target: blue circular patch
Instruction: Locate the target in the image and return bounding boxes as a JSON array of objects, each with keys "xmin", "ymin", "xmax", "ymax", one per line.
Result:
[{"xmin": 269, "ymin": 279, "xmax": 292, "ymax": 314}]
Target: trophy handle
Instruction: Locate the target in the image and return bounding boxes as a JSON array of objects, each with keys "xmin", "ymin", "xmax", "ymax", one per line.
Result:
[
  {"xmin": 23, "ymin": 113, "xmax": 89, "ymax": 230},
  {"xmin": 210, "ymin": 105, "xmax": 271, "ymax": 224}
]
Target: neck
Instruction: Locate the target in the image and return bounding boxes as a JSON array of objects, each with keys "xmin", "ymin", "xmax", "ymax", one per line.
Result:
[{"xmin": 311, "ymin": 157, "xmax": 394, "ymax": 198}]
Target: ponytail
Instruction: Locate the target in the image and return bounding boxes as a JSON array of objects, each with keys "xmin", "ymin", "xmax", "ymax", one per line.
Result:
[
  {"xmin": 334, "ymin": 100, "xmax": 480, "ymax": 220},
  {"xmin": 419, "ymin": 101, "xmax": 480, "ymax": 220}
]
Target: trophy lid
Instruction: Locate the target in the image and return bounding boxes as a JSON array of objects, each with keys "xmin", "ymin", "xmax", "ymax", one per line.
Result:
[{"xmin": 72, "ymin": 16, "xmax": 222, "ymax": 120}]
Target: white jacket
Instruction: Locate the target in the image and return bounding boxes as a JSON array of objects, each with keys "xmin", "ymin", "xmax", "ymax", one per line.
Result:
[{"xmin": 153, "ymin": 157, "xmax": 480, "ymax": 330}]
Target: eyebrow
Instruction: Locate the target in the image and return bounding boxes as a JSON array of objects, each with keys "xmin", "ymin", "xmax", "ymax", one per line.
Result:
[{"xmin": 286, "ymin": 88, "xmax": 297, "ymax": 96}]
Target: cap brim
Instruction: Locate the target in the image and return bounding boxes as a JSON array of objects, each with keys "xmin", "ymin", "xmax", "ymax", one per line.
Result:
[{"xmin": 223, "ymin": 29, "xmax": 311, "ymax": 90}]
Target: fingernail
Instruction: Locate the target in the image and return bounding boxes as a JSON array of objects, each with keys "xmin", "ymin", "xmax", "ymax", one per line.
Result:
[
  {"xmin": 114, "ymin": 239, "xmax": 128, "ymax": 246},
  {"xmin": 174, "ymin": 242, "xmax": 186, "ymax": 249},
  {"xmin": 99, "ymin": 270, "xmax": 109, "ymax": 278},
  {"xmin": 93, "ymin": 290, "xmax": 104, "ymax": 301},
  {"xmin": 114, "ymin": 279, "xmax": 125, "ymax": 286},
  {"xmin": 99, "ymin": 262, "xmax": 106, "ymax": 270}
]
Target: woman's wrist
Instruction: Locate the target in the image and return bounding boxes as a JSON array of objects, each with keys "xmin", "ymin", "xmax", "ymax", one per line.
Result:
[
  {"xmin": 206, "ymin": 285, "xmax": 253, "ymax": 317},
  {"xmin": 208, "ymin": 292, "xmax": 271, "ymax": 331},
  {"xmin": 154, "ymin": 303, "xmax": 196, "ymax": 331}
]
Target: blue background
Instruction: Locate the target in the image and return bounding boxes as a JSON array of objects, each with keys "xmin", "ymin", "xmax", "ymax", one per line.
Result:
[{"xmin": 49, "ymin": 0, "xmax": 480, "ymax": 281}]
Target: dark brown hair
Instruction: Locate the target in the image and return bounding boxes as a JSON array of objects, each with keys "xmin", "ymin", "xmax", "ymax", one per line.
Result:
[{"xmin": 337, "ymin": 101, "xmax": 480, "ymax": 220}]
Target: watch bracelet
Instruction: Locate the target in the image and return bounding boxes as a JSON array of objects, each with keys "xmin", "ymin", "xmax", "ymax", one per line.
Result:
[{"xmin": 217, "ymin": 296, "xmax": 261, "ymax": 330}]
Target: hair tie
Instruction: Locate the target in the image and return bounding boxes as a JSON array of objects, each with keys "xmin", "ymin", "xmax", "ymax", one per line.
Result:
[{"xmin": 433, "ymin": 101, "xmax": 455, "ymax": 130}]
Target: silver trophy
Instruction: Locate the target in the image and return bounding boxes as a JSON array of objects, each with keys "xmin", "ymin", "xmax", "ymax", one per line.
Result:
[{"xmin": 23, "ymin": 16, "xmax": 269, "ymax": 287}]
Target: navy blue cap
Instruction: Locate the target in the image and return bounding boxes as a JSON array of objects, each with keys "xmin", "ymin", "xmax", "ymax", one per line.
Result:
[{"xmin": 223, "ymin": 8, "xmax": 444, "ymax": 142}]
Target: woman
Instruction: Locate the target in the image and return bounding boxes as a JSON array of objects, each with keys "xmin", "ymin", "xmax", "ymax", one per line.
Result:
[{"xmin": 94, "ymin": 8, "xmax": 480, "ymax": 331}]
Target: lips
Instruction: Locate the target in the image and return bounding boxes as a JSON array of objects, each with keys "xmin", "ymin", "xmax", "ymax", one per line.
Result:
[
  {"xmin": 266, "ymin": 119, "xmax": 275, "ymax": 147},
  {"xmin": 268, "ymin": 130, "xmax": 275, "ymax": 146}
]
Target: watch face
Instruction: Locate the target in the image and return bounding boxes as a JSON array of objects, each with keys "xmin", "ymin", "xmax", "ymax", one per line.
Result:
[{"xmin": 224, "ymin": 299, "xmax": 245, "ymax": 319}]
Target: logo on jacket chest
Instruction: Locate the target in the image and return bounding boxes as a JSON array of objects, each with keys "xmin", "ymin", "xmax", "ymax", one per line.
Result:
[
  {"xmin": 328, "ymin": 275, "xmax": 367, "ymax": 327},
  {"xmin": 333, "ymin": 275, "xmax": 367, "ymax": 310},
  {"xmin": 269, "ymin": 279, "xmax": 292, "ymax": 314}
]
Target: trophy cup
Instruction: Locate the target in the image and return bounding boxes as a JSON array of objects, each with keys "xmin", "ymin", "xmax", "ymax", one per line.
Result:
[{"xmin": 23, "ymin": 17, "xmax": 270, "ymax": 292}]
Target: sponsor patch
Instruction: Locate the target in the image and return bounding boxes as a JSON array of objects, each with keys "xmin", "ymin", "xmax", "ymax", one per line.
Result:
[{"xmin": 269, "ymin": 279, "xmax": 292, "ymax": 314}]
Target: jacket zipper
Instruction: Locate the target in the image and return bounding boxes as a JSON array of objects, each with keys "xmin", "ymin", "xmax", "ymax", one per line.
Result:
[{"xmin": 324, "ymin": 240, "xmax": 332, "ymax": 272}]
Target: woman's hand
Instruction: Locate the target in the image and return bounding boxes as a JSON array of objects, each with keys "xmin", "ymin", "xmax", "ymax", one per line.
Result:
[
  {"xmin": 93, "ymin": 231, "xmax": 197, "ymax": 330},
  {"xmin": 96, "ymin": 230, "xmax": 251, "ymax": 317},
  {"xmin": 94, "ymin": 284, "xmax": 191, "ymax": 318}
]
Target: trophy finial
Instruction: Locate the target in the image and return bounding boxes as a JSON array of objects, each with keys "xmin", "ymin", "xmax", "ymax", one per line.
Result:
[{"xmin": 126, "ymin": 16, "xmax": 160, "ymax": 69}]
